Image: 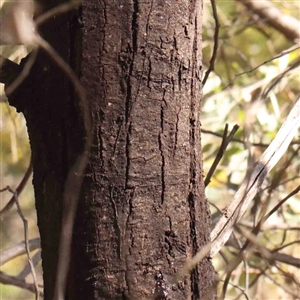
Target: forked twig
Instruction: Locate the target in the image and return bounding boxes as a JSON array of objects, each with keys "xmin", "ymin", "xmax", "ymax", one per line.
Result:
[
  {"xmin": 0, "ymin": 157, "xmax": 33, "ymax": 219},
  {"xmin": 204, "ymin": 124, "xmax": 239, "ymax": 187}
]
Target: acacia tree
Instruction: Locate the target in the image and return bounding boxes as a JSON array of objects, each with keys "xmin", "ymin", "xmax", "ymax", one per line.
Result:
[{"xmin": 2, "ymin": 0, "xmax": 215, "ymax": 299}]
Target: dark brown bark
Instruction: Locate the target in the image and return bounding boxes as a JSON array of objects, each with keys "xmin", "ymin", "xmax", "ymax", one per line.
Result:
[
  {"xmin": 5, "ymin": 2, "xmax": 84, "ymax": 298},
  {"xmin": 5, "ymin": 0, "xmax": 215, "ymax": 299}
]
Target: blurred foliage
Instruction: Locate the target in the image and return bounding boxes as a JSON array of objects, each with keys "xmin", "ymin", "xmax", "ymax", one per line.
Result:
[
  {"xmin": 202, "ymin": 0, "xmax": 300, "ymax": 299},
  {"xmin": 0, "ymin": 0, "xmax": 299, "ymax": 299}
]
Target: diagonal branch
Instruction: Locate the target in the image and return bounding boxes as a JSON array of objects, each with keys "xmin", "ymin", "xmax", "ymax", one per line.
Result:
[
  {"xmin": 1, "ymin": 186, "xmax": 40, "ymax": 300},
  {"xmin": 0, "ymin": 271, "xmax": 43, "ymax": 296},
  {"xmin": 204, "ymin": 124, "xmax": 239, "ymax": 187},
  {"xmin": 0, "ymin": 157, "xmax": 33, "ymax": 219},
  {"xmin": 0, "ymin": 238, "xmax": 40, "ymax": 266}
]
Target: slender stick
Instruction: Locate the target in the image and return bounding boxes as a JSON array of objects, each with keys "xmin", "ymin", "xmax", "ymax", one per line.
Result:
[{"xmin": 204, "ymin": 124, "xmax": 239, "ymax": 187}]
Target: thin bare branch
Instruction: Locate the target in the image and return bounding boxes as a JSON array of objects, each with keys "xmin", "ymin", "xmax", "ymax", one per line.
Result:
[
  {"xmin": 7, "ymin": 187, "xmax": 39, "ymax": 300},
  {"xmin": 202, "ymin": 0, "xmax": 220, "ymax": 86},
  {"xmin": 0, "ymin": 238, "xmax": 40, "ymax": 266},
  {"xmin": 2, "ymin": 48, "xmax": 39, "ymax": 100},
  {"xmin": 264, "ymin": 185, "xmax": 300, "ymax": 222},
  {"xmin": 255, "ymin": 250, "xmax": 300, "ymax": 269},
  {"xmin": 0, "ymin": 271, "xmax": 43, "ymax": 297},
  {"xmin": 273, "ymin": 239, "xmax": 300, "ymax": 253},
  {"xmin": 0, "ymin": 157, "xmax": 33, "ymax": 219},
  {"xmin": 35, "ymin": 1, "xmax": 81, "ymax": 27},
  {"xmin": 262, "ymin": 272, "xmax": 299, "ymax": 298},
  {"xmin": 204, "ymin": 124, "xmax": 239, "ymax": 186},
  {"xmin": 201, "ymin": 128, "xmax": 300, "ymax": 148},
  {"xmin": 262, "ymin": 58, "xmax": 300, "ymax": 100},
  {"xmin": 219, "ymin": 279, "xmax": 250, "ymax": 300},
  {"xmin": 223, "ymin": 45, "xmax": 300, "ymax": 89},
  {"xmin": 17, "ymin": 250, "xmax": 42, "ymax": 280}
]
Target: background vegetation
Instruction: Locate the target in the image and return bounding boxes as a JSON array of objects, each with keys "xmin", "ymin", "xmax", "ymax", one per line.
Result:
[{"xmin": 1, "ymin": 0, "xmax": 299, "ymax": 299}]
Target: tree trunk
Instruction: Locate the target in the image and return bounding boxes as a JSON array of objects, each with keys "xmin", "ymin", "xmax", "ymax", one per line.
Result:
[{"xmin": 6, "ymin": 0, "xmax": 215, "ymax": 299}]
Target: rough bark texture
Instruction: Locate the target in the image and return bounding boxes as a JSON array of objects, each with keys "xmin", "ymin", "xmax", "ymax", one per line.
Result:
[{"xmin": 6, "ymin": 0, "xmax": 215, "ymax": 299}]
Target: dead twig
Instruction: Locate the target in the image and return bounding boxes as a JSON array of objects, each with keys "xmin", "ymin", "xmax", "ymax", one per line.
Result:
[
  {"xmin": 219, "ymin": 279, "xmax": 250, "ymax": 300},
  {"xmin": 264, "ymin": 185, "xmax": 300, "ymax": 223},
  {"xmin": 0, "ymin": 238, "xmax": 40, "ymax": 266},
  {"xmin": 202, "ymin": 0, "xmax": 220, "ymax": 86},
  {"xmin": 1, "ymin": 49, "xmax": 39, "ymax": 101},
  {"xmin": 223, "ymin": 45, "xmax": 300, "ymax": 90},
  {"xmin": 17, "ymin": 250, "xmax": 42, "ymax": 280},
  {"xmin": 204, "ymin": 124, "xmax": 239, "ymax": 187},
  {"xmin": 0, "ymin": 157, "xmax": 33, "ymax": 219},
  {"xmin": 262, "ymin": 58, "xmax": 300, "ymax": 100},
  {"xmin": 1, "ymin": 187, "xmax": 40, "ymax": 300},
  {"xmin": 202, "ymin": 127, "xmax": 300, "ymax": 148},
  {"xmin": 0, "ymin": 271, "xmax": 43, "ymax": 297},
  {"xmin": 35, "ymin": 0, "xmax": 80, "ymax": 27}
]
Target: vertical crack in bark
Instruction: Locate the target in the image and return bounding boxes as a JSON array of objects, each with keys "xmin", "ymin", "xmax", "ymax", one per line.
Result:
[
  {"xmin": 147, "ymin": 57, "xmax": 152, "ymax": 87},
  {"xmin": 99, "ymin": 1, "xmax": 107, "ymax": 164},
  {"xmin": 178, "ymin": 63, "xmax": 182, "ymax": 91},
  {"xmin": 123, "ymin": 1, "xmax": 140, "ymax": 296},
  {"xmin": 124, "ymin": 189, "xmax": 134, "ymax": 297},
  {"xmin": 124, "ymin": 64, "xmax": 133, "ymax": 188},
  {"xmin": 188, "ymin": 15, "xmax": 200, "ymax": 299},
  {"xmin": 159, "ymin": 92, "xmax": 166, "ymax": 205},
  {"xmin": 125, "ymin": 0, "xmax": 139, "ymax": 188},
  {"xmin": 102, "ymin": 1, "xmax": 107, "ymax": 51},
  {"xmin": 173, "ymin": 108, "xmax": 180, "ymax": 157},
  {"xmin": 124, "ymin": 83, "xmax": 132, "ymax": 189}
]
